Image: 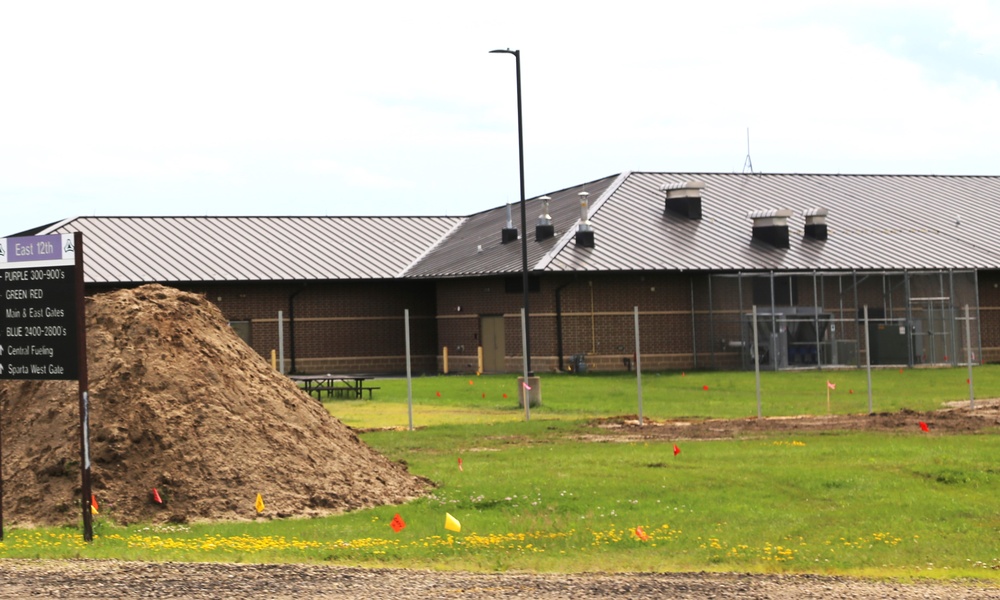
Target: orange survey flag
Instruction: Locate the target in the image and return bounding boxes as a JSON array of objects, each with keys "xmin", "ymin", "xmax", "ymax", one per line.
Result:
[
  {"xmin": 673, "ymin": 444, "xmax": 681, "ymax": 456},
  {"xmin": 919, "ymin": 421, "xmax": 929, "ymax": 432},
  {"xmin": 634, "ymin": 526, "xmax": 649, "ymax": 541},
  {"xmin": 152, "ymin": 488, "xmax": 163, "ymax": 504},
  {"xmin": 90, "ymin": 494, "xmax": 99, "ymax": 515},
  {"xmin": 390, "ymin": 513, "xmax": 406, "ymax": 533}
]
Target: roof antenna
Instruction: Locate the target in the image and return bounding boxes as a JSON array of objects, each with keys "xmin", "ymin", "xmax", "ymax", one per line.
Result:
[{"xmin": 742, "ymin": 127, "xmax": 754, "ymax": 174}]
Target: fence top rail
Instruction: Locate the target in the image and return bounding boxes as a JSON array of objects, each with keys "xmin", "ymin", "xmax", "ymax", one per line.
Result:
[{"xmin": 708, "ymin": 269, "xmax": 978, "ymax": 278}]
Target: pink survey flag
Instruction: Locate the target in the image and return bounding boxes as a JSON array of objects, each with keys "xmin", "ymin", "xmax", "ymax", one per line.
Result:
[{"xmin": 826, "ymin": 380, "xmax": 836, "ymax": 390}]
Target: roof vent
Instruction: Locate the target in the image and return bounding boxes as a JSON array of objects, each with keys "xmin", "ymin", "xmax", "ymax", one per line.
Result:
[
  {"xmin": 501, "ymin": 203, "xmax": 518, "ymax": 244},
  {"xmin": 747, "ymin": 208, "xmax": 793, "ymax": 248},
  {"xmin": 659, "ymin": 180, "xmax": 704, "ymax": 220},
  {"xmin": 535, "ymin": 195, "xmax": 554, "ymax": 241},
  {"xmin": 575, "ymin": 191, "xmax": 594, "ymax": 248},
  {"xmin": 803, "ymin": 207, "xmax": 829, "ymax": 241}
]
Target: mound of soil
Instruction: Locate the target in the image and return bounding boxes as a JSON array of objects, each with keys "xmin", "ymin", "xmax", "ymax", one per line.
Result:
[{"xmin": 0, "ymin": 284, "xmax": 430, "ymax": 527}]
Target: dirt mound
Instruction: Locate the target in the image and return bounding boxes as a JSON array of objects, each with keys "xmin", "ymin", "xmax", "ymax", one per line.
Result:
[
  {"xmin": 588, "ymin": 399, "xmax": 1000, "ymax": 442},
  {"xmin": 0, "ymin": 284, "xmax": 430, "ymax": 527}
]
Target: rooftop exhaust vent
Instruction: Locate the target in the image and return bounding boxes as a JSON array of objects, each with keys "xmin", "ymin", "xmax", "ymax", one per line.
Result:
[
  {"xmin": 803, "ymin": 207, "xmax": 829, "ymax": 241},
  {"xmin": 501, "ymin": 202, "xmax": 518, "ymax": 244},
  {"xmin": 747, "ymin": 208, "xmax": 793, "ymax": 248},
  {"xmin": 575, "ymin": 191, "xmax": 594, "ymax": 248},
  {"xmin": 659, "ymin": 180, "xmax": 704, "ymax": 220},
  {"xmin": 535, "ymin": 195, "xmax": 554, "ymax": 241}
]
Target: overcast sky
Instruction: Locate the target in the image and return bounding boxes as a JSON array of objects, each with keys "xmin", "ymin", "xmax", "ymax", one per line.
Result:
[{"xmin": 2, "ymin": 1, "xmax": 999, "ymax": 236}]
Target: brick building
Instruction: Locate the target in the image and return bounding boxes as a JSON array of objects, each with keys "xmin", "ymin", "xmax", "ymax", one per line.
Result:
[{"xmin": 12, "ymin": 171, "xmax": 1000, "ymax": 373}]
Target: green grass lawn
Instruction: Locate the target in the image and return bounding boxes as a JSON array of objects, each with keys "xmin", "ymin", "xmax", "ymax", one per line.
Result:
[
  {"xmin": 1, "ymin": 367, "xmax": 997, "ymax": 581},
  {"xmin": 331, "ymin": 365, "xmax": 997, "ymax": 428}
]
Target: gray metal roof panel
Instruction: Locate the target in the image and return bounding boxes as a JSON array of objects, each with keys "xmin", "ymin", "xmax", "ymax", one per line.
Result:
[
  {"xmin": 403, "ymin": 174, "xmax": 621, "ymax": 277},
  {"xmin": 30, "ymin": 172, "xmax": 1000, "ymax": 284},
  {"xmin": 541, "ymin": 172, "xmax": 1000, "ymax": 273},
  {"xmin": 43, "ymin": 216, "xmax": 463, "ymax": 283}
]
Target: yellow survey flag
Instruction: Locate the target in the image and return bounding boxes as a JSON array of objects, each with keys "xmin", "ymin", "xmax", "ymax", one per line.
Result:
[
  {"xmin": 255, "ymin": 493, "xmax": 265, "ymax": 513},
  {"xmin": 444, "ymin": 512, "xmax": 461, "ymax": 532}
]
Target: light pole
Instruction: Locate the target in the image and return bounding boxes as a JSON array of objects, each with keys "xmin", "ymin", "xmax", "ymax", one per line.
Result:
[{"xmin": 490, "ymin": 48, "xmax": 532, "ymax": 375}]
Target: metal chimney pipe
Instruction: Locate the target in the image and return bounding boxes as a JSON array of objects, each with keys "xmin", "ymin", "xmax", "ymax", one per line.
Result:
[{"xmin": 575, "ymin": 191, "xmax": 595, "ymax": 248}]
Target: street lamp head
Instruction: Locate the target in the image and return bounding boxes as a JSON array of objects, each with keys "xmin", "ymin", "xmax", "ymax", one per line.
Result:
[{"xmin": 490, "ymin": 48, "xmax": 519, "ymax": 56}]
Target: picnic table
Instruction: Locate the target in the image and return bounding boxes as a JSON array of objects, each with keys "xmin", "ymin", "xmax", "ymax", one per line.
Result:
[{"xmin": 289, "ymin": 374, "xmax": 379, "ymax": 400}]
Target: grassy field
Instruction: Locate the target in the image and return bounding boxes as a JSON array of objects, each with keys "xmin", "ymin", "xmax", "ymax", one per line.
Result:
[
  {"xmin": 330, "ymin": 365, "xmax": 996, "ymax": 428},
  {"xmin": 0, "ymin": 367, "xmax": 997, "ymax": 581}
]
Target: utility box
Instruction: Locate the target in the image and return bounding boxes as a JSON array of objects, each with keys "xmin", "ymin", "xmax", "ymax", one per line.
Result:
[
  {"xmin": 517, "ymin": 376, "xmax": 541, "ymax": 408},
  {"xmin": 870, "ymin": 322, "xmax": 911, "ymax": 365}
]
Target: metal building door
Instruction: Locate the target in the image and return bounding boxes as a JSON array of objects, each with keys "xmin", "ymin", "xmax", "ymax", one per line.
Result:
[{"xmin": 480, "ymin": 315, "xmax": 506, "ymax": 373}]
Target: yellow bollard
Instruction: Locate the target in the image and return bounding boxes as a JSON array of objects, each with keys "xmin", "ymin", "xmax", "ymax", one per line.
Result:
[
  {"xmin": 443, "ymin": 346, "xmax": 449, "ymax": 374},
  {"xmin": 271, "ymin": 349, "xmax": 276, "ymax": 370}
]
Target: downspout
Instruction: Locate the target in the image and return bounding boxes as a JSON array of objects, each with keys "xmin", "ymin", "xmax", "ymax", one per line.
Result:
[{"xmin": 288, "ymin": 284, "xmax": 307, "ymax": 374}]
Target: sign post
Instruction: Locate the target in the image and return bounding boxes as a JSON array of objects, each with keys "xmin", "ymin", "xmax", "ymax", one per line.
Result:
[{"xmin": 0, "ymin": 232, "xmax": 91, "ymax": 541}]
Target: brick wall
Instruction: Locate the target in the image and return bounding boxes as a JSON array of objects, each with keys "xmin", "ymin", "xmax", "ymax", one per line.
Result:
[
  {"xmin": 146, "ymin": 280, "xmax": 438, "ymax": 375},
  {"xmin": 84, "ymin": 267, "xmax": 1000, "ymax": 375},
  {"xmin": 436, "ymin": 273, "xmax": 698, "ymax": 373}
]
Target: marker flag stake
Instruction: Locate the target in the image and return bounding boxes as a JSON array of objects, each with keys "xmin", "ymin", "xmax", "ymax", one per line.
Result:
[
  {"xmin": 634, "ymin": 526, "xmax": 649, "ymax": 541},
  {"xmin": 919, "ymin": 421, "xmax": 929, "ymax": 432},
  {"xmin": 152, "ymin": 488, "xmax": 163, "ymax": 504},
  {"xmin": 458, "ymin": 457, "xmax": 463, "ymax": 472},
  {"xmin": 673, "ymin": 444, "xmax": 681, "ymax": 456},
  {"xmin": 255, "ymin": 493, "xmax": 265, "ymax": 514},
  {"xmin": 90, "ymin": 495, "xmax": 99, "ymax": 515},
  {"xmin": 444, "ymin": 513, "xmax": 461, "ymax": 532},
  {"xmin": 522, "ymin": 381, "xmax": 531, "ymax": 390}
]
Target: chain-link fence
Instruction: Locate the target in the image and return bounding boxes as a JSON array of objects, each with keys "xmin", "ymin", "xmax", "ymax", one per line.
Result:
[{"xmin": 691, "ymin": 270, "xmax": 980, "ymax": 371}]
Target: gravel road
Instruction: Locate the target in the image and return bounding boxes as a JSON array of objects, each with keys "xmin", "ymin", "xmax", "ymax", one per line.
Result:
[{"xmin": 0, "ymin": 560, "xmax": 997, "ymax": 599}]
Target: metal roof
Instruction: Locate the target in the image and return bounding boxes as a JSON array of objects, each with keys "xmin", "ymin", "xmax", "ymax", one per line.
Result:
[
  {"xmin": 25, "ymin": 171, "xmax": 1000, "ymax": 284},
  {"xmin": 403, "ymin": 174, "xmax": 622, "ymax": 278},
  {"xmin": 537, "ymin": 172, "xmax": 1000, "ymax": 273},
  {"xmin": 37, "ymin": 216, "xmax": 463, "ymax": 283}
]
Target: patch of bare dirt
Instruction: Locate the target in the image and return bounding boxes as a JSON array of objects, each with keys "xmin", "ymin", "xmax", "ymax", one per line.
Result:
[
  {"xmin": 0, "ymin": 284, "xmax": 430, "ymax": 527},
  {"xmin": 586, "ymin": 399, "xmax": 1000, "ymax": 442}
]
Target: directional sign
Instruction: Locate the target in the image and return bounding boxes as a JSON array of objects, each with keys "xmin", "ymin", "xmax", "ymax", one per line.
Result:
[{"xmin": 0, "ymin": 234, "xmax": 79, "ymax": 380}]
